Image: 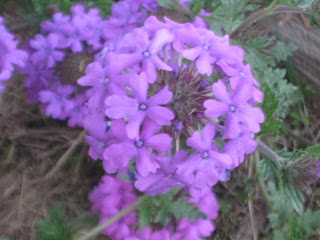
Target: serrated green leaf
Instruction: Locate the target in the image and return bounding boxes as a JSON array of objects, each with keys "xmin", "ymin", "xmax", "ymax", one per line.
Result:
[
  {"xmin": 189, "ymin": 0, "xmax": 204, "ymax": 16},
  {"xmin": 258, "ymin": 158, "xmax": 279, "ymax": 180},
  {"xmin": 284, "ymin": 184, "xmax": 304, "ymax": 215},
  {"xmin": 243, "ymin": 46, "xmax": 274, "ymax": 71},
  {"xmin": 304, "ymin": 144, "xmax": 320, "ymax": 159},
  {"xmin": 248, "ymin": 37, "xmax": 272, "ymax": 49},
  {"xmin": 258, "ymin": 119, "xmax": 284, "ymax": 136},
  {"xmin": 169, "ymin": 198, "xmax": 206, "ymax": 219},
  {"xmin": 137, "ymin": 188, "xmax": 205, "ymax": 228},
  {"xmin": 138, "ymin": 196, "xmax": 157, "ymax": 228},
  {"xmin": 261, "ymin": 83, "xmax": 279, "ymax": 121},
  {"xmin": 282, "ymin": 0, "xmax": 314, "ymax": 7},
  {"xmin": 157, "ymin": 0, "xmax": 178, "ymax": 10},
  {"xmin": 269, "ymin": 41, "xmax": 296, "ymax": 62}
]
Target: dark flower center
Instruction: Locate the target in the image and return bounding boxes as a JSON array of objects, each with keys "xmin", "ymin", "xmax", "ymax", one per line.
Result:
[
  {"xmin": 135, "ymin": 140, "xmax": 144, "ymax": 148},
  {"xmin": 143, "ymin": 51, "xmax": 150, "ymax": 58},
  {"xmin": 229, "ymin": 105, "xmax": 236, "ymax": 112},
  {"xmin": 202, "ymin": 151, "xmax": 209, "ymax": 159},
  {"xmin": 139, "ymin": 103, "xmax": 147, "ymax": 110},
  {"xmin": 102, "ymin": 77, "xmax": 110, "ymax": 84}
]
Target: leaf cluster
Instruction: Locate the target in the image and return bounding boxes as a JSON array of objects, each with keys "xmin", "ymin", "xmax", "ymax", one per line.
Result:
[
  {"xmin": 36, "ymin": 203, "xmax": 72, "ymax": 240},
  {"xmin": 137, "ymin": 188, "xmax": 205, "ymax": 228}
]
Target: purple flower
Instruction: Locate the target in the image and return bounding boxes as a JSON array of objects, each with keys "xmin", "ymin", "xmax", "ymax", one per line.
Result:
[
  {"xmin": 103, "ymin": 118, "xmax": 172, "ymax": 176},
  {"xmin": 107, "ymin": 28, "xmax": 174, "ymax": 82},
  {"xmin": 172, "ymin": 218, "xmax": 214, "ymax": 240},
  {"xmin": 89, "ymin": 175, "xmax": 138, "ymax": 240},
  {"xmin": 176, "ymin": 124, "xmax": 232, "ymax": 189},
  {"xmin": 134, "ymin": 150, "xmax": 190, "ymax": 195},
  {"xmin": 77, "ymin": 61, "xmax": 128, "ymax": 95},
  {"xmin": 222, "ymin": 131, "xmax": 257, "ymax": 169},
  {"xmin": 204, "ymin": 80, "xmax": 265, "ymax": 139},
  {"xmin": 182, "ymin": 28, "xmax": 229, "ymax": 75},
  {"xmin": 105, "ymin": 72, "xmax": 174, "ymax": 139},
  {"xmin": 29, "ymin": 33, "xmax": 65, "ymax": 67},
  {"xmin": 189, "ymin": 186, "xmax": 219, "ymax": 219},
  {"xmin": 39, "ymin": 84, "xmax": 74, "ymax": 119},
  {"xmin": 86, "ymin": 119, "xmax": 127, "ymax": 160},
  {"xmin": 317, "ymin": 162, "xmax": 320, "ymax": 178}
]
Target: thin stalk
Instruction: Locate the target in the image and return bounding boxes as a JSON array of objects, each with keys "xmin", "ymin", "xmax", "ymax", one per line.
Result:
[
  {"xmin": 255, "ymin": 151, "xmax": 272, "ymax": 210},
  {"xmin": 256, "ymin": 140, "xmax": 283, "ymax": 169},
  {"xmin": 230, "ymin": 1, "xmax": 310, "ymax": 38},
  {"xmin": 75, "ymin": 200, "xmax": 141, "ymax": 240}
]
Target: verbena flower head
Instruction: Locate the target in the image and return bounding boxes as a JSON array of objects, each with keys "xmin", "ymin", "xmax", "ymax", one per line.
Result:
[
  {"xmin": 80, "ymin": 2, "xmax": 267, "ymax": 238},
  {"xmin": 82, "ymin": 12, "xmax": 265, "ymax": 194},
  {"xmin": 0, "ymin": 16, "xmax": 28, "ymax": 93}
]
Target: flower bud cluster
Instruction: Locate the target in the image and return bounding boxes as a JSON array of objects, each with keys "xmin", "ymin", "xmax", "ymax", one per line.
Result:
[{"xmin": 0, "ymin": 17, "xmax": 28, "ymax": 93}]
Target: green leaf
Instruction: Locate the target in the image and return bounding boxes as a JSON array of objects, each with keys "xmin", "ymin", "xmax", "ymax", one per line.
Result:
[
  {"xmin": 305, "ymin": 144, "xmax": 320, "ymax": 158},
  {"xmin": 284, "ymin": 184, "xmax": 304, "ymax": 215},
  {"xmin": 157, "ymin": 0, "xmax": 179, "ymax": 10},
  {"xmin": 258, "ymin": 119, "xmax": 285, "ymax": 136},
  {"xmin": 299, "ymin": 209, "xmax": 320, "ymax": 235},
  {"xmin": 137, "ymin": 188, "xmax": 205, "ymax": 228},
  {"xmin": 36, "ymin": 203, "xmax": 72, "ymax": 240},
  {"xmin": 243, "ymin": 46, "xmax": 274, "ymax": 71},
  {"xmin": 261, "ymin": 83, "xmax": 279, "ymax": 121},
  {"xmin": 258, "ymin": 158, "xmax": 279, "ymax": 180},
  {"xmin": 189, "ymin": 0, "xmax": 204, "ymax": 16},
  {"xmin": 248, "ymin": 37, "xmax": 273, "ymax": 49},
  {"xmin": 205, "ymin": 0, "xmax": 255, "ymax": 35},
  {"xmin": 269, "ymin": 41, "xmax": 296, "ymax": 62},
  {"xmin": 282, "ymin": 0, "xmax": 314, "ymax": 7}
]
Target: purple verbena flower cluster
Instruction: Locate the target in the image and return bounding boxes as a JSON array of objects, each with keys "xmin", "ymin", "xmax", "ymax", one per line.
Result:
[
  {"xmin": 20, "ymin": 4, "xmax": 108, "ymax": 125},
  {"xmin": 0, "ymin": 17, "xmax": 28, "ymax": 93},
  {"xmin": 89, "ymin": 175, "xmax": 217, "ymax": 239},
  {"xmin": 82, "ymin": 1, "xmax": 265, "ymax": 237},
  {"xmin": 20, "ymin": 0, "xmax": 265, "ymax": 238},
  {"xmin": 82, "ymin": 13, "xmax": 264, "ymax": 191},
  {"xmin": 21, "ymin": 1, "xmax": 156, "ymax": 127}
]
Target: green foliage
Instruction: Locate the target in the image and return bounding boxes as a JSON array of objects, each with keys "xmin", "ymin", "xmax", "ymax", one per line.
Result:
[
  {"xmin": 258, "ymin": 157, "xmax": 279, "ymax": 181},
  {"xmin": 36, "ymin": 203, "xmax": 72, "ymax": 240},
  {"xmin": 281, "ymin": 0, "xmax": 314, "ymax": 7},
  {"xmin": 257, "ymin": 68, "xmax": 300, "ymax": 118},
  {"xmin": 137, "ymin": 188, "xmax": 205, "ymax": 228},
  {"xmin": 269, "ymin": 41, "xmax": 296, "ymax": 62},
  {"xmin": 205, "ymin": 0, "xmax": 259, "ymax": 34},
  {"xmin": 305, "ymin": 143, "xmax": 320, "ymax": 158},
  {"xmin": 271, "ymin": 209, "xmax": 320, "ymax": 240}
]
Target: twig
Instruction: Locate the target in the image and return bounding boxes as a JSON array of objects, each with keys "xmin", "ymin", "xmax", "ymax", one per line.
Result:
[
  {"xmin": 75, "ymin": 200, "xmax": 140, "ymax": 240},
  {"xmin": 248, "ymin": 156, "xmax": 258, "ymax": 240},
  {"xmin": 44, "ymin": 130, "xmax": 86, "ymax": 180}
]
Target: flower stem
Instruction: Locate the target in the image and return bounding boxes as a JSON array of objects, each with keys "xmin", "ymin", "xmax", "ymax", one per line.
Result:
[
  {"xmin": 256, "ymin": 140, "xmax": 283, "ymax": 169},
  {"xmin": 75, "ymin": 200, "xmax": 141, "ymax": 240},
  {"xmin": 230, "ymin": 0, "xmax": 310, "ymax": 38}
]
